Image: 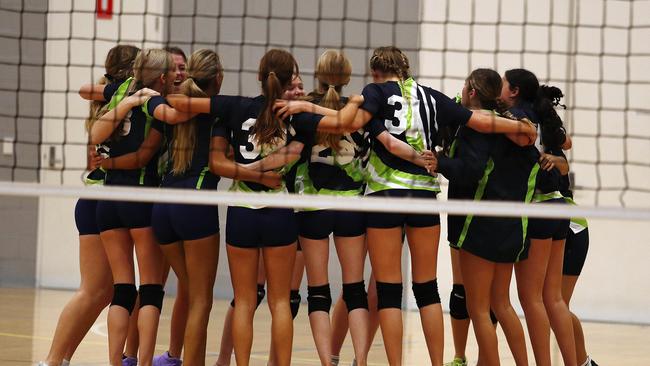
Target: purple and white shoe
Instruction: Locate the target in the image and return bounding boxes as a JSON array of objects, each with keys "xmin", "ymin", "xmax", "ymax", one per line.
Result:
[
  {"xmin": 122, "ymin": 355, "xmax": 138, "ymax": 366},
  {"xmin": 152, "ymin": 351, "xmax": 182, "ymax": 366}
]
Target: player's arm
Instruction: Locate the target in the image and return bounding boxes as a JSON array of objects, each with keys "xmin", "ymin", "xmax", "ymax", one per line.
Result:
[
  {"xmin": 242, "ymin": 141, "xmax": 305, "ymax": 172},
  {"xmin": 539, "ymin": 153, "xmax": 570, "ymax": 175},
  {"xmin": 79, "ymin": 84, "xmax": 107, "ymax": 101},
  {"xmin": 275, "ymin": 95, "xmax": 368, "ymax": 133},
  {"xmin": 152, "ymin": 103, "xmax": 196, "ymax": 125},
  {"xmin": 166, "ymin": 94, "xmax": 212, "ymax": 114},
  {"xmin": 89, "ymin": 89, "xmax": 158, "ymax": 145},
  {"xmin": 562, "ymin": 132, "xmax": 572, "ymax": 150},
  {"xmin": 209, "ymin": 136, "xmax": 282, "ymax": 189},
  {"xmin": 436, "ymin": 133, "xmax": 491, "ymax": 184},
  {"xmin": 375, "ymin": 131, "xmax": 436, "ymax": 171},
  {"xmin": 467, "ymin": 111, "xmax": 537, "ymax": 146}
]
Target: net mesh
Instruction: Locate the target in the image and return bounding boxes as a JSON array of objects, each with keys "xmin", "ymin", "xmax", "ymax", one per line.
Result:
[{"xmin": 0, "ymin": 0, "xmax": 649, "ymax": 214}]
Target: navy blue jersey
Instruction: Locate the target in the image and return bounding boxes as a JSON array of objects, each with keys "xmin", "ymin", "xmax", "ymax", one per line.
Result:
[
  {"xmin": 440, "ymin": 123, "xmax": 539, "ymax": 261},
  {"xmin": 104, "ymin": 95, "xmax": 165, "ymax": 187},
  {"xmin": 509, "ymin": 102, "xmax": 565, "ymax": 199},
  {"xmin": 292, "ymin": 95, "xmax": 370, "ymax": 196},
  {"xmin": 83, "ymin": 80, "xmax": 126, "ymax": 186},
  {"xmin": 439, "ymin": 126, "xmax": 493, "ymax": 245},
  {"xmin": 160, "ymin": 112, "xmax": 221, "ymax": 190},
  {"xmin": 360, "ymin": 78, "xmax": 472, "ymax": 193},
  {"xmin": 210, "ymin": 95, "xmax": 322, "ymax": 194}
]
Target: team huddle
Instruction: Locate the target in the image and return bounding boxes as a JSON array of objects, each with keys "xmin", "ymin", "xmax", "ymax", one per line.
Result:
[{"xmin": 38, "ymin": 44, "xmax": 594, "ymax": 366}]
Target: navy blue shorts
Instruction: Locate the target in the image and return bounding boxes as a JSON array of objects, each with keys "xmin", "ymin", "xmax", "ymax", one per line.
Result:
[
  {"xmin": 226, "ymin": 206, "xmax": 298, "ymax": 248},
  {"xmin": 563, "ymin": 228, "xmax": 589, "ymax": 276},
  {"xmin": 152, "ymin": 202, "xmax": 219, "ymax": 245},
  {"xmin": 365, "ymin": 189, "xmax": 440, "ymax": 229},
  {"xmin": 297, "ymin": 210, "xmax": 365, "ymax": 240},
  {"xmin": 528, "ymin": 199, "xmax": 569, "ymax": 240},
  {"xmin": 96, "ymin": 200, "xmax": 153, "ymax": 232},
  {"xmin": 75, "ymin": 199, "xmax": 100, "ymax": 235}
]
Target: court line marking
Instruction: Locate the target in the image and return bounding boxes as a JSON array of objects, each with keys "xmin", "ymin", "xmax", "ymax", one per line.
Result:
[
  {"xmin": 0, "ymin": 330, "xmax": 403, "ymax": 365},
  {"xmin": 89, "ymin": 322, "xmax": 108, "ymax": 338},
  {"xmin": 86, "ymin": 322, "xmax": 391, "ymax": 365}
]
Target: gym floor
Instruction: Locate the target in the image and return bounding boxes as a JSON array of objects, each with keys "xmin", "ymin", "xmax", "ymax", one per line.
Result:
[{"xmin": 1, "ymin": 288, "xmax": 648, "ymax": 365}]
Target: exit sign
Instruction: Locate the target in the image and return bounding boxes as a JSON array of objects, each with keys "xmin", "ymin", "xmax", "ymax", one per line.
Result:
[{"xmin": 97, "ymin": 0, "xmax": 113, "ymax": 19}]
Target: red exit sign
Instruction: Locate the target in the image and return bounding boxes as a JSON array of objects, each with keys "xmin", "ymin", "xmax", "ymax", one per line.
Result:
[{"xmin": 96, "ymin": 0, "xmax": 113, "ymax": 19}]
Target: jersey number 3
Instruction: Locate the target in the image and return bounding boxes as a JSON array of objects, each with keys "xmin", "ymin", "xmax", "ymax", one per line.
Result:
[
  {"xmin": 240, "ymin": 118, "xmax": 261, "ymax": 160},
  {"xmin": 385, "ymin": 95, "xmax": 409, "ymax": 136}
]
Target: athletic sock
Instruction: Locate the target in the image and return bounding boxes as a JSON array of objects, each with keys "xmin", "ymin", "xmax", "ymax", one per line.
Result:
[
  {"xmin": 580, "ymin": 356, "xmax": 591, "ymax": 366},
  {"xmin": 62, "ymin": 360, "xmax": 70, "ymax": 366},
  {"xmin": 330, "ymin": 355, "xmax": 340, "ymax": 366}
]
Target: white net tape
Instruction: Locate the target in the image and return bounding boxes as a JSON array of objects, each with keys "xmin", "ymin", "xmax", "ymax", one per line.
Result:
[{"xmin": 2, "ymin": 181, "xmax": 649, "ymax": 221}]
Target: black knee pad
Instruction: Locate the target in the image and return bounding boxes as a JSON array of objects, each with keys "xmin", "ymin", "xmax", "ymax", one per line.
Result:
[
  {"xmin": 290, "ymin": 289, "xmax": 301, "ymax": 319},
  {"xmin": 139, "ymin": 284, "xmax": 164, "ymax": 311},
  {"xmin": 449, "ymin": 284, "xmax": 469, "ymax": 320},
  {"xmin": 256, "ymin": 284, "xmax": 266, "ymax": 308},
  {"xmin": 342, "ymin": 281, "xmax": 368, "ymax": 312},
  {"xmin": 376, "ymin": 282, "xmax": 403, "ymax": 310},
  {"xmin": 111, "ymin": 283, "xmax": 138, "ymax": 314},
  {"xmin": 490, "ymin": 309, "xmax": 498, "ymax": 325},
  {"xmin": 412, "ymin": 279, "xmax": 441, "ymax": 309},
  {"xmin": 230, "ymin": 284, "xmax": 266, "ymax": 309},
  {"xmin": 307, "ymin": 284, "xmax": 332, "ymax": 314}
]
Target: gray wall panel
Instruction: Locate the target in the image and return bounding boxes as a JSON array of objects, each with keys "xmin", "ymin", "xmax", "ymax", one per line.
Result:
[{"xmin": 0, "ymin": 0, "xmax": 46, "ymax": 287}]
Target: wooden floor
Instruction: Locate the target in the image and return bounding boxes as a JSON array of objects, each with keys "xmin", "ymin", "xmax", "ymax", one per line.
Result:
[{"xmin": 1, "ymin": 288, "xmax": 648, "ymax": 365}]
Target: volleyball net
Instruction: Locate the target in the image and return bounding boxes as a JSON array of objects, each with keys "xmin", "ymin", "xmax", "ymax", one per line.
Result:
[{"xmin": 0, "ymin": 0, "xmax": 649, "ymax": 221}]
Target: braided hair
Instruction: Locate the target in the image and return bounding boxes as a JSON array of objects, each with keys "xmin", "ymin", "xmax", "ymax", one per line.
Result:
[{"xmin": 369, "ymin": 46, "xmax": 411, "ymax": 80}]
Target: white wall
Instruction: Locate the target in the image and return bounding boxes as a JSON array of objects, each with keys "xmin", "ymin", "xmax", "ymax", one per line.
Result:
[{"xmin": 419, "ymin": 0, "xmax": 650, "ymax": 323}]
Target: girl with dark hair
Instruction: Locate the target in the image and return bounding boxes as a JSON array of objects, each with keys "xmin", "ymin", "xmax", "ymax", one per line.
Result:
[
  {"xmin": 439, "ymin": 69, "xmax": 534, "ymax": 366},
  {"xmin": 500, "ymin": 68, "xmax": 577, "ymax": 366},
  {"xmin": 214, "ymin": 73, "xmax": 306, "ymax": 366}
]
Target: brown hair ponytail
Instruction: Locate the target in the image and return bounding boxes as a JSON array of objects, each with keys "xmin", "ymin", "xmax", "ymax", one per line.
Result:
[
  {"xmin": 253, "ymin": 49, "xmax": 298, "ymax": 146},
  {"xmin": 466, "ymin": 68, "xmax": 502, "ymax": 111},
  {"xmin": 308, "ymin": 50, "xmax": 352, "ymax": 151}
]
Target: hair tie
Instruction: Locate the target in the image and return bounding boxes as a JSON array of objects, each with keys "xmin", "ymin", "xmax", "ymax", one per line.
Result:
[
  {"xmin": 268, "ymin": 71, "xmax": 276, "ymax": 77},
  {"xmin": 328, "ymin": 84, "xmax": 336, "ymax": 89}
]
